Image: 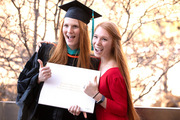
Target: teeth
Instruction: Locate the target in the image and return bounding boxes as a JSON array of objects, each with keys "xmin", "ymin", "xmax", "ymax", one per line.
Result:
[
  {"xmin": 95, "ymin": 47, "xmax": 103, "ymax": 52},
  {"xmin": 67, "ymin": 35, "xmax": 75, "ymax": 39}
]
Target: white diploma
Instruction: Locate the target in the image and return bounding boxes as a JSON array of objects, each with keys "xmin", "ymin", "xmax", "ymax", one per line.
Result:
[{"xmin": 38, "ymin": 62, "xmax": 100, "ymax": 113}]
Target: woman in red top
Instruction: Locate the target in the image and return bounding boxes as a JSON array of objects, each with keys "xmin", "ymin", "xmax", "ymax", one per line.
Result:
[{"xmin": 83, "ymin": 21, "xmax": 140, "ymax": 120}]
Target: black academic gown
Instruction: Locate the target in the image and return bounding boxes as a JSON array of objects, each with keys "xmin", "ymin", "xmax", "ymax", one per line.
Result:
[{"xmin": 16, "ymin": 43, "xmax": 100, "ymax": 120}]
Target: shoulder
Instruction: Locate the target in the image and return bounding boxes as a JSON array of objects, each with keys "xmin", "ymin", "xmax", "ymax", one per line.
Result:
[
  {"xmin": 105, "ymin": 68, "xmax": 126, "ymax": 88},
  {"xmin": 39, "ymin": 43, "xmax": 55, "ymax": 51},
  {"xmin": 38, "ymin": 43, "xmax": 55, "ymax": 64},
  {"xmin": 38, "ymin": 43, "xmax": 55, "ymax": 54},
  {"xmin": 106, "ymin": 67, "xmax": 121, "ymax": 74},
  {"xmin": 105, "ymin": 68, "xmax": 124, "ymax": 81}
]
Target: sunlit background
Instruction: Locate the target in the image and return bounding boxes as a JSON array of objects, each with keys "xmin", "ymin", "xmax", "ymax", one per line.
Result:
[{"xmin": 0, "ymin": 0, "xmax": 180, "ymax": 107}]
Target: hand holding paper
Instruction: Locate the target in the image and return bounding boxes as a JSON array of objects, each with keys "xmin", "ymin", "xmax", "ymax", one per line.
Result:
[
  {"xmin": 38, "ymin": 62, "xmax": 100, "ymax": 113},
  {"xmin": 84, "ymin": 76, "xmax": 99, "ymax": 98}
]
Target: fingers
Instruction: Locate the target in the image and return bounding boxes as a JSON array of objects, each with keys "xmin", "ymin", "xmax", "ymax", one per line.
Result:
[
  {"xmin": 38, "ymin": 59, "xmax": 44, "ymax": 68},
  {"xmin": 36, "ymin": 42, "xmax": 42, "ymax": 52},
  {"xmin": 94, "ymin": 76, "xmax": 97, "ymax": 84},
  {"xmin": 40, "ymin": 67, "xmax": 51, "ymax": 77},
  {"xmin": 83, "ymin": 112, "xmax": 87, "ymax": 119},
  {"xmin": 68, "ymin": 105, "xmax": 81, "ymax": 116},
  {"xmin": 83, "ymin": 76, "xmax": 99, "ymax": 97},
  {"xmin": 36, "ymin": 41, "xmax": 52, "ymax": 52},
  {"xmin": 87, "ymin": 76, "xmax": 97, "ymax": 86},
  {"xmin": 37, "ymin": 59, "xmax": 51, "ymax": 83},
  {"xmin": 39, "ymin": 66, "xmax": 51, "ymax": 76}
]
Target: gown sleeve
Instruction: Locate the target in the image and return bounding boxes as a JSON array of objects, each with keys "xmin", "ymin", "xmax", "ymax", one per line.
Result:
[{"xmin": 16, "ymin": 43, "xmax": 54, "ymax": 120}]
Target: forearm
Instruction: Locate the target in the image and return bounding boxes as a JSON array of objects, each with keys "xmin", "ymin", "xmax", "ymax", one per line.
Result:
[
  {"xmin": 93, "ymin": 91, "xmax": 128, "ymax": 117},
  {"xmin": 93, "ymin": 92, "xmax": 107, "ymax": 108}
]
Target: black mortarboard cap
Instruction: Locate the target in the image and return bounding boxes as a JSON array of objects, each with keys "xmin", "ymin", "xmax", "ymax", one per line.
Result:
[{"xmin": 59, "ymin": 0, "xmax": 101, "ymax": 24}]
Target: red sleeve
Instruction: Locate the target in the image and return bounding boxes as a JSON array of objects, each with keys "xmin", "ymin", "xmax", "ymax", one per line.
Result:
[{"xmin": 105, "ymin": 73, "xmax": 128, "ymax": 117}]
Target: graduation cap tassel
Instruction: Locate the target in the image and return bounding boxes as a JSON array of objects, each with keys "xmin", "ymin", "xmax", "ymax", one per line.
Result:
[{"xmin": 91, "ymin": 10, "xmax": 94, "ymax": 51}]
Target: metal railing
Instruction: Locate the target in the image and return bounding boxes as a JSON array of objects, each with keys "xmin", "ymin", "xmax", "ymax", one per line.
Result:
[{"xmin": 0, "ymin": 101, "xmax": 180, "ymax": 120}]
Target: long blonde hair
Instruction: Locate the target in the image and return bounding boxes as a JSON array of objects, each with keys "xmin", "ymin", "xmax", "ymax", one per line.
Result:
[
  {"xmin": 48, "ymin": 19, "xmax": 91, "ymax": 69},
  {"xmin": 95, "ymin": 22, "xmax": 140, "ymax": 120}
]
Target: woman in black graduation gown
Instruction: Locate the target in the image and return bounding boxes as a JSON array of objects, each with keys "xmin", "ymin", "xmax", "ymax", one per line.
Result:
[{"xmin": 16, "ymin": 1, "xmax": 101, "ymax": 120}]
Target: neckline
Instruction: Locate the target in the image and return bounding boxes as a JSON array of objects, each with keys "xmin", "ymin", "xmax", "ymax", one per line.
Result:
[
  {"xmin": 67, "ymin": 54, "xmax": 79, "ymax": 58},
  {"xmin": 101, "ymin": 67, "xmax": 119, "ymax": 77},
  {"xmin": 67, "ymin": 45, "xmax": 80, "ymax": 55}
]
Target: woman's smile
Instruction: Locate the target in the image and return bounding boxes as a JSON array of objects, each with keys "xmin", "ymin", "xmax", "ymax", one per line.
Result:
[
  {"xmin": 93, "ymin": 26, "xmax": 113, "ymax": 59},
  {"xmin": 63, "ymin": 18, "xmax": 80, "ymax": 50}
]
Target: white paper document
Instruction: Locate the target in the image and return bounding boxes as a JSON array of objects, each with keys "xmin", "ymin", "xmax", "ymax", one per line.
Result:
[{"xmin": 38, "ymin": 62, "xmax": 100, "ymax": 113}]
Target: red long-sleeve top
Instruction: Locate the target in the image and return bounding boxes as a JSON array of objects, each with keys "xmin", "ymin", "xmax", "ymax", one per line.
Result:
[{"xmin": 96, "ymin": 67, "xmax": 128, "ymax": 120}]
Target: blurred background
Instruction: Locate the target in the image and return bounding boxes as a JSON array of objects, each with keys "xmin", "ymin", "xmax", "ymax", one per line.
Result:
[{"xmin": 0, "ymin": 0, "xmax": 180, "ymax": 108}]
